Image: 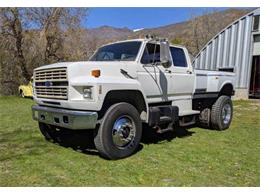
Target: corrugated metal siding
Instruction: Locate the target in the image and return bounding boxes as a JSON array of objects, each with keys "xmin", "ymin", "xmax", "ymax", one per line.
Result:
[{"xmin": 192, "ymin": 12, "xmax": 255, "ymax": 88}]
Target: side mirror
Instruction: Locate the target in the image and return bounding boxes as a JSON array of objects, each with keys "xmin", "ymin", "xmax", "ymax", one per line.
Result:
[
  {"xmin": 161, "ymin": 60, "xmax": 171, "ymax": 68},
  {"xmin": 160, "ymin": 41, "xmax": 172, "ymax": 68}
]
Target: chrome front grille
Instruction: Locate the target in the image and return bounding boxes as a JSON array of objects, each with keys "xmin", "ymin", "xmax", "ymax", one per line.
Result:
[
  {"xmin": 35, "ymin": 67, "xmax": 67, "ymax": 82},
  {"xmin": 35, "ymin": 86, "xmax": 68, "ymax": 100},
  {"xmin": 34, "ymin": 67, "xmax": 68, "ymax": 100}
]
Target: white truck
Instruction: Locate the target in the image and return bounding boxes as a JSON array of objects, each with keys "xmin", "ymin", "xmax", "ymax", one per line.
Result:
[{"xmin": 32, "ymin": 36, "xmax": 235, "ymax": 159}]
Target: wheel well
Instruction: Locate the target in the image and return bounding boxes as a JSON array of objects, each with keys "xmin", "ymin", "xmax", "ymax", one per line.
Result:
[
  {"xmin": 98, "ymin": 90, "xmax": 147, "ymax": 120},
  {"xmin": 19, "ymin": 89, "xmax": 23, "ymax": 94},
  {"xmin": 219, "ymin": 83, "xmax": 234, "ymax": 97},
  {"xmin": 192, "ymin": 83, "xmax": 234, "ymax": 111}
]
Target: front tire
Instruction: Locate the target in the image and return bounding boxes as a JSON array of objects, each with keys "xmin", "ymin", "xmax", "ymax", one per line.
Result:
[
  {"xmin": 211, "ymin": 95, "xmax": 233, "ymax": 130},
  {"xmin": 94, "ymin": 103, "xmax": 142, "ymax": 160},
  {"xmin": 38, "ymin": 122, "xmax": 58, "ymax": 142}
]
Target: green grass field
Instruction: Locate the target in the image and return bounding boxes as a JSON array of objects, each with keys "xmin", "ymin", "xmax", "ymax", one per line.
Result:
[{"xmin": 0, "ymin": 97, "xmax": 259, "ymax": 186}]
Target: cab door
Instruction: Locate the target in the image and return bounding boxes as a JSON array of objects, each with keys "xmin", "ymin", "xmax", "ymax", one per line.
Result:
[
  {"xmin": 169, "ymin": 46, "xmax": 195, "ymax": 98},
  {"xmin": 137, "ymin": 43, "xmax": 173, "ymax": 102}
]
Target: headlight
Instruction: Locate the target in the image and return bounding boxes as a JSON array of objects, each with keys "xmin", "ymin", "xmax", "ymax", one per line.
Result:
[{"xmin": 83, "ymin": 87, "xmax": 93, "ymax": 99}]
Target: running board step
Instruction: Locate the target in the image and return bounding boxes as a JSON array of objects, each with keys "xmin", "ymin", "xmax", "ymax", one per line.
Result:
[
  {"xmin": 156, "ymin": 127, "xmax": 173, "ymax": 134},
  {"xmin": 148, "ymin": 106, "xmax": 179, "ymax": 127},
  {"xmin": 156, "ymin": 122, "xmax": 174, "ymax": 134},
  {"xmin": 179, "ymin": 115, "xmax": 196, "ymax": 127},
  {"xmin": 159, "ymin": 116, "xmax": 172, "ymax": 124}
]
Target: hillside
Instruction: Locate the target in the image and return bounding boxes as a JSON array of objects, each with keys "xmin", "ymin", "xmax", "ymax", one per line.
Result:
[
  {"xmin": 84, "ymin": 8, "xmax": 253, "ymax": 55},
  {"xmin": 87, "ymin": 25, "xmax": 132, "ymax": 40}
]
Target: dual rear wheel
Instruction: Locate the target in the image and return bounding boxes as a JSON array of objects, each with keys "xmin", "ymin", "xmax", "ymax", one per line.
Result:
[{"xmin": 210, "ymin": 95, "xmax": 233, "ymax": 130}]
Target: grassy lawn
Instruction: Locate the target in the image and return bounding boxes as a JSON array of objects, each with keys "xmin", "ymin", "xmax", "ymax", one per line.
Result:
[{"xmin": 0, "ymin": 96, "xmax": 259, "ymax": 186}]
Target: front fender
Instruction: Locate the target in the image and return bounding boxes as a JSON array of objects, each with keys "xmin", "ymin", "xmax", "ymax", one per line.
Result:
[
  {"xmin": 70, "ymin": 76, "xmax": 149, "ymax": 120},
  {"xmin": 99, "ymin": 79, "xmax": 149, "ymax": 122}
]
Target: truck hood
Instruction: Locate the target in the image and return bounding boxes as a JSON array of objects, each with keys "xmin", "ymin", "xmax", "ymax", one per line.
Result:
[{"xmin": 34, "ymin": 61, "xmax": 138, "ymax": 79}]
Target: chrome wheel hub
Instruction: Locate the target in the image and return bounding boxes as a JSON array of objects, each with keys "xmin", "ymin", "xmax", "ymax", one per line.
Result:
[
  {"xmin": 112, "ymin": 116, "xmax": 136, "ymax": 148},
  {"xmin": 222, "ymin": 103, "xmax": 231, "ymax": 125}
]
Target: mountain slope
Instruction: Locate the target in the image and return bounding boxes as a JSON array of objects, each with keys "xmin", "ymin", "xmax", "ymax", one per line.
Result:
[{"xmin": 84, "ymin": 8, "xmax": 253, "ymax": 54}]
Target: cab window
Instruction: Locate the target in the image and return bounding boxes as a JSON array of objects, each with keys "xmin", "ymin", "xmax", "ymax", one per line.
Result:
[
  {"xmin": 141, "ymin": 43, "xmax": 160, "ymax": 64},
  {"xmin": 170, "ymin": 47, "xmax": 187, "ymax": 67}
]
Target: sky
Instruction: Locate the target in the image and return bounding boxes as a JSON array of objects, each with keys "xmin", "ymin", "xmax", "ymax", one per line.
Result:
[{"xmin": 85, "ymin": 7, "xmax": 229, "ymax": 30}]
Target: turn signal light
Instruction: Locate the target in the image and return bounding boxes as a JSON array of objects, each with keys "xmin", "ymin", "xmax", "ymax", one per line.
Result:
[{"xmin": 91, "ymin": 69, "xmax": 101, "ymax": 78}]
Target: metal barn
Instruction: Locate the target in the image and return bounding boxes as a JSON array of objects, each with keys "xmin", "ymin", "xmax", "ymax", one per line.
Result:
[{"xmin": 192, "ymin": 8, "xmax": 260, "ymax": 99}]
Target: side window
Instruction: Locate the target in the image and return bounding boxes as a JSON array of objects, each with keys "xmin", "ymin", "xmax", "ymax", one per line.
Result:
[
  {"xmin": 141, "ymin": 43, "xmax": 160, "ymax": 64},
  {"xmin": 170, "ymin": 47, "xmax": 188, "ymax": 67}
]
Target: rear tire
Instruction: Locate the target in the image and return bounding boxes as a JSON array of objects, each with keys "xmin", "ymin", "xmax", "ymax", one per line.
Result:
[
  {"xmin": 94, "ymin": 102, "xmax": 142, "ymax": 160},
  {"xmin": 211, "ymin": 95, "xmax": 233, "ymax": 130},
  {"xmin": 38, "ymin": 122, "xmax": 58, "ymax": 142}
]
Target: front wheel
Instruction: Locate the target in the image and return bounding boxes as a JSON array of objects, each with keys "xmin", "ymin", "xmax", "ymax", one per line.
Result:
[
  {"xmin": 211, "ymin": 95, "xmax": 233, "ymax": 130},
  {"xmin": 38, "ymin": 122, "xmax": 58, "ymax": 142},
  {"xmin": 94, "ymin": 103, "xmax": 142, "ymax": 160}
]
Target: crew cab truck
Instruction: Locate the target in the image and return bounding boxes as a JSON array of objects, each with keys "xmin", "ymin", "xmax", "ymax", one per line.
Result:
[{"xmin": 32, "ymin": 36, "xmax": 235, "ymax": 159}]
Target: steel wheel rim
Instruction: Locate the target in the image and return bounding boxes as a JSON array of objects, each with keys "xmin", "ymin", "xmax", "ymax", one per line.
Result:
[
  {"xmin": 222, "ymin": 103, "xmax": 231, "ymax": 125},
  {"xmin": 112, "ymin": 115, "xmax": 136, "ymax": 149}
]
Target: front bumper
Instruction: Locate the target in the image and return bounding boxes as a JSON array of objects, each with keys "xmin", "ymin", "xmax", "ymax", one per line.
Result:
[{"xmin": 32, "ymin": 105, "xmax": 98, "ymax": 130}]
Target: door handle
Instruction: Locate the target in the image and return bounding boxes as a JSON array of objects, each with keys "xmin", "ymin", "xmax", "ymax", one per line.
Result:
[
  {"xmin": 187, "ymin": 70, "xmax": 192, "ymax": 74},
  {"xmin": 165, "ymin": 69, "xmax": 171, "ymax": 73}
]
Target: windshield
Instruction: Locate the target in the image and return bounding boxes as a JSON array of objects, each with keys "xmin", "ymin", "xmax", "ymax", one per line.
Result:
[{"xmin": 90, "ymin": 41, "xmax": 141, "ymax": 61}]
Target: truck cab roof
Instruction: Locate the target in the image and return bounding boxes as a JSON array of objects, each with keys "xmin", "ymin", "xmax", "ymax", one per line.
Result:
[{"xmin": 100, "ymin": 38, "xmax": 187, "ymax": 50}]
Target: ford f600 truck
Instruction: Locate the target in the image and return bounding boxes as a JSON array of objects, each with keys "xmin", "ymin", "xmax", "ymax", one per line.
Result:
[{"xmin": 32, "ymin": 37, "xmax": 235, "ymax": 159}]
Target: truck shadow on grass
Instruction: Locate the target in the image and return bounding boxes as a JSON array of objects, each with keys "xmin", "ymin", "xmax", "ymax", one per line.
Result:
[
  {"xmin": 51, "ymin": 124, "xmax": 195, "ymax": 158},
  {"xmin": 141, "ymin": 124, "xmax": 195, "ymax": 144},
  {"xmin": 52, "ymin": 129, "xmax": 99, "ymax": 156}
]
